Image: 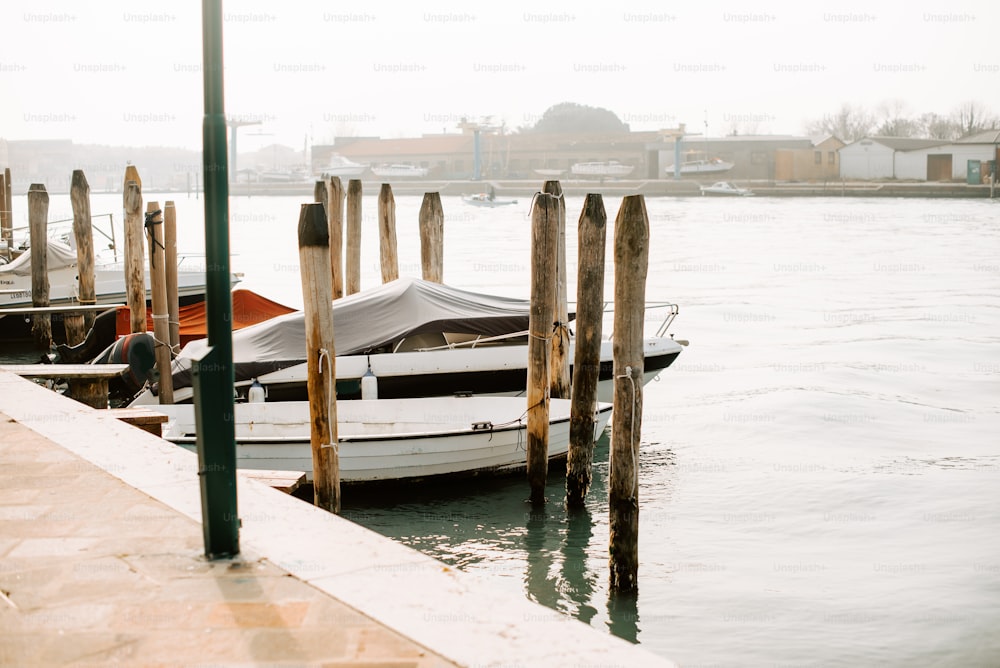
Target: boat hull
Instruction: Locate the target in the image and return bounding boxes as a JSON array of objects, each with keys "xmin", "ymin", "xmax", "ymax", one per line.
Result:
[{"xmin": 159, "ymin": 396, "xmax": 613, "ymax": 484}]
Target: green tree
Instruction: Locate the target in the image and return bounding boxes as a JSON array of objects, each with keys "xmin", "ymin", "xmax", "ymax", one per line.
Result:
[{"xmin": 522, "ymin": 102, "xmax": 629, "ymax": 134}]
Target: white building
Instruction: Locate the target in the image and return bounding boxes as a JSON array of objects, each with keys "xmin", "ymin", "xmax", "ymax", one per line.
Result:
[
  {"xmin": 838, "ymin": 137, "xmax": 946, "ymax": 180},
  {"xmin": 840, "ymin": 132, "xmax": 1000, "ymax": 181}
]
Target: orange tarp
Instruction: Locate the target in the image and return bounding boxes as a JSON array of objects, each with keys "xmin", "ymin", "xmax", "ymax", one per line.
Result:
[{"xmin": 116, "ymin": 289, "xmax": 296, "ymax": 347}]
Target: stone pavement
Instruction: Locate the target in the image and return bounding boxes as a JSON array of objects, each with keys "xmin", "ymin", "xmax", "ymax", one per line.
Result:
[{"xmin": 0, "ymin": 413, "xmax": 457, "ymax": 667}]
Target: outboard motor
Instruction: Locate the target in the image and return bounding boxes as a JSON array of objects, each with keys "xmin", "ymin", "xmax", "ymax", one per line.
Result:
[{"xmin": 91, "ymin": 332, "xmax": 157, "ymax": 403}]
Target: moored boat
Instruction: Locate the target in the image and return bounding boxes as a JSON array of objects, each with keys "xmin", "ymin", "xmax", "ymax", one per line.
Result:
[
  {"xmin": 158, "ymin": 395, "xmax": 614, "ymax": 484},
  {"xmin": 370, "ymin": 164, "xmax": 430, "ymax": 178},
  {"xmin": 570, "ymin": 161, "xmax": 635, "ymax": 178},
  {"xmin": 700, "ymin": 181, "xmax": 754, "ymax": 196}
]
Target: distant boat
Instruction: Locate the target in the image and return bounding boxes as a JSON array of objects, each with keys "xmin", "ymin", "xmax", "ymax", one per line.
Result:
[
  {"xmin": 534, "ymin": 168, "xmax": 565, "ymax": 177},
  {"xmin": 318, "ymin": 154, "xmax": 367, "ymax": 179},
  {"xmin": 258, "ymin": 167, "xmax": 310, "ymax": 183},
  {"xmin": 462, "ymin": 186, "xmax": 518, "ymax": 207},
  {"xmin": 668, "ymin": 155, "xmax": 735, "ymax": 175},
  {"xmin": 700, "ymin": 181, "xmax": 753, "ymax": 197},
  {"xmin": 570, "ymin": 161, "xmax": 635, "ymax": 178},
  {"xmin": 371, "ymin": 164, "xmax": 429, "ymax": 178}
]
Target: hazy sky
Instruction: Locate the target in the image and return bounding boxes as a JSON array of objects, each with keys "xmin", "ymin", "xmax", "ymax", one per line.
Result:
[{"xmin": 2, "ymin": 0, "xmax": 996, "ymax": 151}]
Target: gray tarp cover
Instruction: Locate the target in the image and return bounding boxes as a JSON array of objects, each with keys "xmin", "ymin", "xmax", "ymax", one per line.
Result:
[
  {"xmin": 178, "ymin": 277, "xmax": 535, "ymax": 365},
  {"xmin": 0, "ymin": 240, "xmax": 80, "ymax": 276}
]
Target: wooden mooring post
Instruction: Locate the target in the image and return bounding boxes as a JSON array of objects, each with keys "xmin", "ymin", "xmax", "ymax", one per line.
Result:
[
  {"xmin": 28, "ymin": 184, "xmax": 51, "ymax": 350},
  {"xmin": 527, "ymin": 193, "xmax": 559, "ymax": 505},
  {"xmin": 145, "ymin": 202, "xmax": 173, "ymax": 404},
  {"xmin": 543, "ymin": 180, "xmax": 571, "ymax": 399},
  {"xmin": 163, "ymin": 201, "xmax": 180, "ymax": 352},
  {"xmin": 377, "ymin": 183, "xmax": 399, "ymax": 283},
  {"xmin": 327, "ymin": 176, "xmax": 345, "ymax": 299},
  {"xmin": 123, "ymin": 176, "xmax": 146, "ymax": 333},
  {"xmin": 297, "ymin": 202, "xmax": 341, "ymax": 514},
  {"xmin": 0, "ymin": 167, "xmax": 12, "ymax": 258},
  {"xmin": 609, "ymin": 195, "xmax": 649, "ymax": 592},
  {"xmin": 345, "ymin": 179, "xmax": 362, "ymax": 295},
  {"xmin": 68, "ymin": 170, "xmax": 96, "ymax": 343},
  {"xmin": 419, "ymin": 192, "xmax": 444, "ymax": 283},
  {"xmin": 566, "ymin": 194, "xmax": 607, "ymax": 508}
]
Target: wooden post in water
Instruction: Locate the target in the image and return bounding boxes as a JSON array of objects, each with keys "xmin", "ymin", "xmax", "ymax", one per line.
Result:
[
  {"xmin": 418, "ymin": 192, "xmax": 444, "ymax": 283},
  {"xmin": 297, "ymin": 202, "xmax": 341, "ymax": 514},
  {"xmin": 566, "ymin": 194, "xmax": 607, "ymax": 508},
  {"xmin": 608, "ymin": 195, "xmax": 649, "ymax": 592},
  {"xmin": 123, "ymin": 179, "xmax": 146, "ymax": 333},
  {"xmin": 345, "ymin": 179, "xmax": 362, "ymax": 295},
  {"xmin": 68, "ymin": 170, "xmax": 96, "ymax": 342},
  {"xmin": 163, "ymin": 202, "xmax": 180, "ymax": 352},
  {"xmin": 0, "ymin": 167, "xmax": 11, "ymax": 258},
  {"xmin": 527, "ymin": 193, "xmax": 559, "ymax": 505},
  {"xmin": 377, "ymin": 183, "xmax": 399, "ymax": 283},
  {"xmin": 28, "ymin": 184, "xmax": 51, "ymax": 350},
  {"xmin": 543, "ymin": 180, "xmax": 571, "ymax": 399},
  {"xmin": 327, "ymin": 176, "xmax": 345, "ymax": 299},
  {"xmin": 145, "ymin": 202, "xmax": 173, "ymax": 404}
]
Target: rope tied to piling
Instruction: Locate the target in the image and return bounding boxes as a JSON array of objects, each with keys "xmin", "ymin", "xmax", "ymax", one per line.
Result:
[
  {"xmin": 317, "ymin": 347, "xmax": 339, "ymax": 456},
  {"xmin": 609, "ymin": 365, "xmax": 640, "ymax": 500},
  {"xmin": 143, "ymin": 209, "xmax": 165, "ymax": 268}
]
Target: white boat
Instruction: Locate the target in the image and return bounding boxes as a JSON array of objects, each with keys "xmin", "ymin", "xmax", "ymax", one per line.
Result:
[
  {"xmin": 0, "ymin": 238, "xmax": 231, "ymax": 343},
  {"xmin": 128, "ymin": 278, "xmax": 684, "ymax": 406},
  {"xmin": 667, "ymin": 158, "xmax": 735, "ymax": 175},
  {"xmin": 462, "ymin": 188, "xmax": 518, "ymax": 208},
  {"xmin": 157, "ymin": 396, "xmax": 614, "ymax": 483},
  {"xmin": 534, "ymin": 168, "xmax": 565, "ymax": 177},
  {"xmin": 370, "ymin": 164, "xmax": 430, "ymax": 178},
  {"xmin": 318, "ymin": 154, "xmax": 368, "ymax": 179},
  {"xmin": 570, "ymin": 161, "xmax": 635, "ymax": 178},
  {"xmin": 700, "ymin": 181, "xmax": 753, "ymax": 197}
]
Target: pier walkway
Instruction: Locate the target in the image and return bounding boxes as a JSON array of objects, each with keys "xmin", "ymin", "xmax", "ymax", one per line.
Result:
[{"xmin": 0, "ymin": 371, "xmax": 674, "ymax": 667}]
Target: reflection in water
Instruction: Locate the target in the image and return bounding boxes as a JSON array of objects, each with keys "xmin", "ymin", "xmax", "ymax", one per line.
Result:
[
  {"xmin": 607, "ymin": 588, "xmax": 640, "ymax": 643},
  {"xmin": 564, "ymin": 506, "xmax": 599, "ymax": 624}
]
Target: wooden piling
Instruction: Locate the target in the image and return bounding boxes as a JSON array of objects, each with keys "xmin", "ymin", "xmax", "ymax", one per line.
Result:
[
  {"xmin": 0, "ymin": 167, "xmax": 11, "ymax": 257},
  {"xmin": 345, "ymin": 179, "xmax": 362, "ymax": 295},
  {"xmin": 566, "ymin": 194, "xmax": 607, "ymax": 508},
  {"xmin": 543, "ymin": 180, "xmax": 571, "ymax": 399},
  {"xmin": 377, "ymin": 184, "xmax": 399, "ymax": 283},
  {"xmin": 28, "ymin": 184, "xmax": 51, "ymax": 350},
  {"xmin": 418, "ymin": 192, "xmax": 444, "ymax": 283},
  {"xmin": 145, "ymin": 202, "xmax": 173, "ymax": 404},
  {"xmin": 163, "ymin": 202, "xmax": 180, "ymax": 352},
  {"xmin": 297, "ymin": 202, "xmax": 341, "ymax": 514},
  {"xmin": 123, "ymin": 179, "xmax": 146, "ymax": 333},
  {"xmin": 608, "ymin": 195, "xmax": 649, "ymax": 593},
  {"xmin": 67, "ymin": 170, "xmax": 96, "ymax": 343},
  {"xmin": 327, "ymin": 176, "xmax": 345, "ymax": 299},
  {"xmin": 527, "ymin": 193, "xmax": 559, "ymax": 505}
]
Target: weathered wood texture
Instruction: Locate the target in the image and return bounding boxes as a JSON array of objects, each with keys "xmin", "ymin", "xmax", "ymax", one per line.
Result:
[
  {"xmin": 377, "ymin": 184, "xmax": 399, "ymax": 283},
  {"xmin": 345, "ymin": 179, "xmax": 362, "ymax": 295},
  {"xmin": 418, "ymin": 192, "xmax": 444, "ymax": 283},
  {"xmin": 145, "ymin": 202, "xmax": 173, "ymax": 404},
  {"xmin": 0, "ymin": 167, "xmax": 11, "ymax": 255},
  {"xmin": 67, "ymin": 170, "xmax": 95, "ymax": 343},
  {"xmin": 163, "ymin": 202, "xmax": 180, "ymax": 351},
  {"xmin": 28, "ymin": 184, "xmax": 51, "ymax": 349},
  {"xmin": 327, "ymin": 176, "xmax": 345, "ymax": 299},
  {"xmin": 123, "ymin": 179, "xmax": 146, "ymax": 333},
  {"xmin": 543, "ymin": 180, "xmax": 571, "ymax": 399},
  {"xmin": 608, "ymin": 195, "xmax": 649, "ymax": 592},
  {"xmin": 566, "ymin": 193, "xmax": 607, "ymax": 507},
  {"xmin": 297, "ymin": 203, "xmax": 341, "ymax": 514},
  {"xmin": 527, "ymin": 193, "xmax": 558, "ymax": 505}
]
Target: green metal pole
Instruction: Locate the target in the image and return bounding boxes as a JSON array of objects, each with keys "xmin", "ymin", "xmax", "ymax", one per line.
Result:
[{"xmin": 194, "ymin": 0, "xmax": 239, "ymax": 558}]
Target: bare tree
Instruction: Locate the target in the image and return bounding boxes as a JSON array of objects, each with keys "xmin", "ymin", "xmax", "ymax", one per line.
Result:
[
  {"xmin": 874, "ymin": 100, "xmax": 921, "ymax": 137},
  {"xmin": 805, "ymin": 104, "xmax": 875, "ymax": 142},
  {"xmin": 953, "ymin": 101, "xmax": 999, "ymax": 137},
  {"xmin": 918, "ymin": 113, "xmax": 960, "ymax": 140}
]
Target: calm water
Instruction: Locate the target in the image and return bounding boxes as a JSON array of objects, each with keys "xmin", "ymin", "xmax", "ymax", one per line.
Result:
[{"xmin": 6, "ymin": 190, "xmax": 1000, "ymax": 666}]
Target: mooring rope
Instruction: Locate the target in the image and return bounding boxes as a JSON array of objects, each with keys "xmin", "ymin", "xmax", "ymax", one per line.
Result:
[
  {"xmin": 317, "ymin": 347, "xmax": 339, "ymax": 457},
  {"xmin": 609, "ymin": 365, "xmax": 639, "ymax": 500},
  {"xmin": 143, "ymin": 209, "xmax": 164, "ymax": 268}
]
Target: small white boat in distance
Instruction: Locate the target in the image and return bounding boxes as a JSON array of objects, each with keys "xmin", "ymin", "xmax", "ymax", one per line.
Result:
[
  {"xmin": 158, "ymin": 396, "xmax": 613, "ymax": 484},
  {"xmin": 699, "ymin": 181, "xmax": 754, "ymax": 197},
  {"xmin": 318, "ymin": 154, "xmax": 368, "ymax": 179},
  {"xmin": 534, "ymin": 168, "xmax": 565, "ymax": 177},
  {"xmin": 570, "ymin": 161, "xmax": 634, "ymax": 178},
  {"xmin": 668, "ymin": 158, "xmax": 735, "ymax": 175},
  {"xmin": 371, "ymin": 164, "xmax": 430, "ymax": 178}
]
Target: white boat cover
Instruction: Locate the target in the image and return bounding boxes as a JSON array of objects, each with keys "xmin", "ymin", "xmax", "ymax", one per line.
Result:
[
  {"xmin": 0, "ymin": 240, "xmax": 79, "ymax": 276},
  {"xmin": 179, "ymin": 277, "xmax": 535, "ymax": 365}
]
